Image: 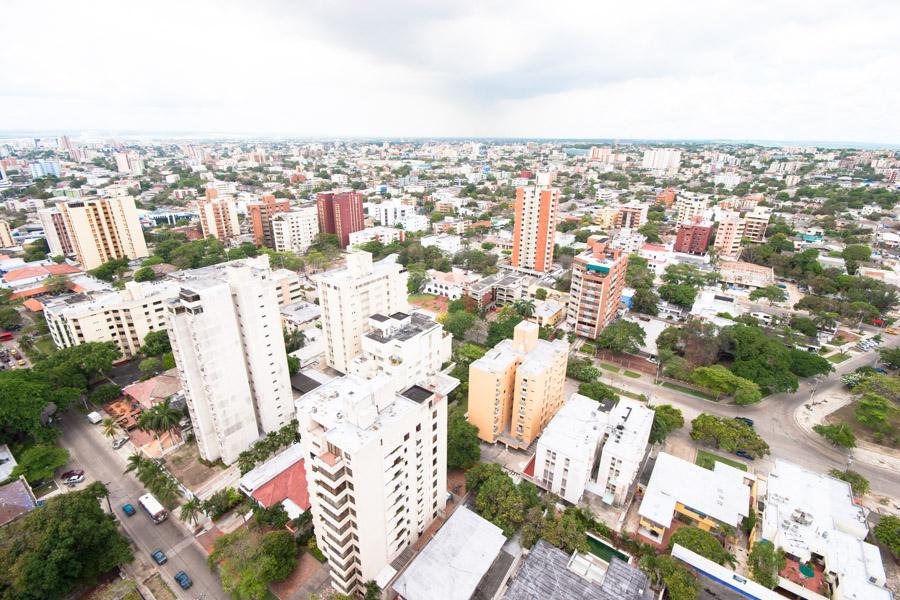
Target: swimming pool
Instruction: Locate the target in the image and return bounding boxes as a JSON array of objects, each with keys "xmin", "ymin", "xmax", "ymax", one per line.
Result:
[{"xmin": 586, "ymin": 532, "xmax": 630, "ymax": 564}]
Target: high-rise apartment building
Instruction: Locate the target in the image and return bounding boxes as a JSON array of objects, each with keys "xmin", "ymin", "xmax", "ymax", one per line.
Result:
[
  {"xmin": 593, "ymin": 398, "xmax": 653, "ymax": 506},
  {"xmin": 374, "ymin": 200, "xmax": 413, "ymax": 227},
  {"xmin": 166, "ymin": 256, "xmax": 294, "ymax": 464},
  {"xmin": 742, "ymin": 208, "xmax": 771, "ymax": 243},
  {"xmin": 316, "ymin": 252, "xmax": 409, "ymax": 374},
  {"xmin": 44, "ymin": 280, "xmax": 180, "ymax": 358},
  {"xmin": 316, "ymin": 190, "xmax": 365, "ymax": 247},
  {"xmin": 641, "ymin": 149, "xmax": 681, "ymax": 173},
  {"xmin": 511, "ymin": 186, "xmax": 559, "ymax": 273},
  {"xmin": 248, "ymin": 194, "xmax": 291, "ymax": 248},
  {"xmin": 675, "ymin": 195, "xmax": 709, "ymax": 225},
  {"xmin": 673, "ymin": 220, "xmax": 713, "ymax": 255},
  {"xmin": 29, "ymin": 159, "xmax": 61, "ymax": 179},
  {"xmin": 296, "ymin": 374, "xmax": 448, "ymax": 597},
  {"xmin": 114, "ymin": 152, "xmax": 144, "ymax": 176},
  {"xmin": 349, "ymin": 311, "xmax": 452, "ymax": 393},
  {"xmin": 271, "ymin": 208, "xmax": 319, "ymax": 253},
  {"xmin": 37, "ymin": 207, "xmax": 75, "ymax": 257},
  {"xmin": 567, "ymin": 237, "xmax": 628, "ymax": 339},
  {"xmin": 467, "ymin": 321, "xmax": 569, "ymax": 448},
  {"xmin": 197, "ymin": 189, "xmax": 241, "ymax": 241},
  {"xmin": 593, "ymin": 205, "xmax": 619, "ymax": 229},
  {"xmin": 0, "ymin": 221, "xmax": 14, "ymax": 248},
  {"xmin": 713, "ymin": 211, "xmax": 745, "ymax": 258},
  {"xmin": 57, "ymin": 196, "xmax": 149, "ymax": 270},
  {"xmin": 614, "ymin": 203, "xmax": 649, "ymax": 229}
]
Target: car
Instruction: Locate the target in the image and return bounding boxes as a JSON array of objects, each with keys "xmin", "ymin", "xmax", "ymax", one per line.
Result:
[
  {"xmin": 734, "ymin": 417, "xmax": 754, "ymax": 428},
  {"xmin": 735, "ymin": 450, "xmax": 755, "ymax": 460},
  {"xmin": 886, "ymin": 329, "xmax": 897, "ymax": 335},
  {"xmin": 173, "ymin": 571, "xmax": 193, "ymax": 590},
  {"xmin": 60, "ymin": 469, "xmax": 84, "ymax": 479},
  {"xmin": 151, "ymin": 550, "xmax": 167, "ymax": 565},
  {"xmin": 875, "ymin": 367, "xmax": 887, "ymax": 374},
  {"xmin": 16, "ymin": 360, "xmax": 25, "ymax": 367},
  {"xmin": 64, "ymin": 474, "xmax": 84, "ymax": 486},
  {"xmin": 122, "ymin": 503, "xmax": 136, "ymax": 517},
  {"xmin": 112, "ymin": 438, "xmax": 128, "ymax": 449}
]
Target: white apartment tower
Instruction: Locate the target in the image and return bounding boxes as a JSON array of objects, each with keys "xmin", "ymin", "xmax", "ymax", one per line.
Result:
[
  {"xmin": 57, "ymin": 196, "xmax": 149, "ymax": 270},
  {"xmin": 374, "ymin": 200, "xmax": 413, "ymax": 227},
  {"xmin": 166, "ymin": 256, "xmax": 294, "ymax": 465},
  {"xmin": 641, "ymin": 148, "xmax": 682, "ymax": 173},
  {"xmin": 593, "ymin": 398, "xmax": 653, "ymax": 506},
  {"xmin": 296, "ymin": 374, "xmax": 448, "ymax": 597},
  {"xmin": 197, "ymin": 195, "xmax": 241, "ymax": 241},
  {"xmin": 271, "ymin": 208, "xmax": 319, "ymax": 253},
  {"xmin": 316, "ymin": 252, "xmax": 409, "ymax": 373},
  {"xmin": 675, "ymin": 195, "xmax": 709, "ymax": 225}
]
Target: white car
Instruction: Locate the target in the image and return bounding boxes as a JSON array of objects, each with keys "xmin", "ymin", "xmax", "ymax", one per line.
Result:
[{"xmin": 64, "ymin": 474, "xmax": 84, "ymax": 486}]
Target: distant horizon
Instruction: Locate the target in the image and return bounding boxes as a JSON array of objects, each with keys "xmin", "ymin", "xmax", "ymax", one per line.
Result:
[{"xmin": 2, "ymin": 130, "xmax": 899, "ymax": 152}]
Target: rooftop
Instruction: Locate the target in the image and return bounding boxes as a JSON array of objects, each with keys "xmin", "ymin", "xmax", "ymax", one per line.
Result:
[
  {"xmin": 393, "ymin": 506, "xmax": 506, "ymax": 600},
  {"xmin": 538, "ymin": 393, "xmax": 608, "ymax": 459},
  {"xmin": 0, "ymin": 478, "xmax": 37, "ymax": 527},
  {"xmin": 639, "ymin": 452, "xmax": 750, "ymax": 528},
  {"xmin": 239, "ymin": 444, "xmax": 310, "ymax": 518}
]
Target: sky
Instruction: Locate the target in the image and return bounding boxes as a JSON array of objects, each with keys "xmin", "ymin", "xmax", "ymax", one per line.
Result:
[{"xmin": 2, "ymin": 0, "xmax": 899, "ymax": 144}]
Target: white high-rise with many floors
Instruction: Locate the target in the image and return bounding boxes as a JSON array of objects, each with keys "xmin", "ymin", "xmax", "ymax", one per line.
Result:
[
  {"xmin": 316, "ymin": 252, "xmax": 409, "ymax": 373},
  {"xmin": 271, "ymin": 208, "xmax": 319, "ymax": 253},
  {"xmin": 296, "ymin": 374, "xmax": 448, "ymax": 597},
  {"xmin": 641, "ymin": 148, "xmax": 682, "ymax": 173},
  {"xmin": 166, "ymin": 256, "xmax": 294, "ymax": 465}
]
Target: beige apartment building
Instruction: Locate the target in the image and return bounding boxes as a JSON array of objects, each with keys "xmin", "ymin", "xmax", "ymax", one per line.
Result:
[
  {"xmin": 57, "ymin": 196, "xmax": 149, "ymax": 270},
  {"xmin": 713, "ymin": 211, "xmax": 745, "ymax": 258},
  {"xmin": 467, "ymin": 321, "xmax": 569, "ymax": 448},
  {"xmin": 742, "ymin": 207, "xmax": 771, "ymax": 243},
  {"xmin": 197, "ymin": 190, "xmax": 241, "ymax": 241},
  {"xmin": 0, "ymin": 221, "xmax": 14, "ymax": 248},
  {"xmin": 44, "ymin": 280, "xmax": 180, "ymax": 358}
]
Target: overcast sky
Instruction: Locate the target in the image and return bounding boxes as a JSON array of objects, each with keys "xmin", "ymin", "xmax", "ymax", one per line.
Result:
[{"xmin": 2, "ymin": 0, "xmax": 898, "ymax": 143}]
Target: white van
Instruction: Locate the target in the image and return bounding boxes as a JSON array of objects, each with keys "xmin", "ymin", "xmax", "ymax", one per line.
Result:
[{"xmin": 87, "ymin": 411, "xmax": 103, "ymax": 424}]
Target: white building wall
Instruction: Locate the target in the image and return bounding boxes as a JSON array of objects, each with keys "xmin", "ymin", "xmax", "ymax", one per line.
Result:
[{"xmin": 271, "ymin": 208, "xmax": 319, "ymax": 253}]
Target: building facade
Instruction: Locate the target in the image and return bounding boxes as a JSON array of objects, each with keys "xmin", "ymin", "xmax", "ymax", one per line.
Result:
[
  {"xmin": 197, "ymin": 191, "xmax": 241, "ymax": 241},
  {"xmin": 57, "ymin": 196, "xmax": 149, "ymax": 270},
  {"xmin": 166, "ymin": 256, "xmax": 294, "ymax": 464},
  {"xmin": 673, "ymin": 221, "xmax": 713, "ymax": 255},
  {"xmin": 567, "ymin": 237, "xmax": 628, "ymax": 339},
  {"xmin": 296, "ymin": 375, "xmax": 448, "ymax": 597},
  {"xmin": 467, "ymin": 321, "xmax": 569, "ymax": 448},
  {"xmin": 593, "ymin": 398, "xmax": 653, "ymax": 506},
  {"xmin": 37, "ymin": 207, "xmax": 74, "ymax": 256},
  {"xmin": 317, "ymin": 190, "xmax": 365, "ymax": 247},
  {"xmin": 316, "ymin": 252, "xmax": 409, "ymax": 374},
  {"xmin": 44, "ymin": 280, "xmax": 179, "ymax": 358},
  {"xmin": 713, "ymin": 211, "xmax": 745, "ymax": 258},
  {"xmin": 271, "ymin": 208, "xmax": 319, "ymax": 253},
  {"xmin": 511, "ymin": 186, "xmax": 559, "ymax": 273},
  {"xmin": 0, "ymin": 221, "xmax": 14, "ymax": 248},
  {"xmin": 248, "ymin": 194, "xmax": 291, "ymax": 247}
]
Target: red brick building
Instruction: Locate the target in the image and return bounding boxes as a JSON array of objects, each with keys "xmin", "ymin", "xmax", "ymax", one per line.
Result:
[
  {"xmin": 316, "ymin": 191, "xmax": 365, "ymax": 247},
  {"xmin": 673, "ymin": 221, "xmax": 713, "ymax": 255}
]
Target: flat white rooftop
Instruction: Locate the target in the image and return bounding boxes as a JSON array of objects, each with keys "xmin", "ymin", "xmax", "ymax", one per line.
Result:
[{"xmin": 539, "ymin": 393, "xmax": 608, "ymax": 459}]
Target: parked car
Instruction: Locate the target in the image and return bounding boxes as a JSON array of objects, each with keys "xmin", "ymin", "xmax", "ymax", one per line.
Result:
[
  {"xmin": 112, "ymin": 438, "xmax": 128, "ymax": 450},
  {"xmin": 64, "ymin": 474, "xmax": 84, "ymax": 486},
  {"xmin": 16, "ymin": 360, "xmax": 25, "ymax": 367},
  {"xmin": 173, "ymin": 571, "xmax": 193, "ymax": 590},
  {"xmin": 874, "ymin": 367, "xmax": 887, "ymax": 374},
  {"xmin": 735, "ymin": 450, "xmax": 755, "ymax": 460},
  {"xmin": 151, "ymin": 550, "xmax": 167, "ymax": 565},
  {"xmin": 122, "ymin": 503, "xmax": 136, "ymax": 517},
  {"xmin": 886, "ymin": 329, "xmax": 897, "ymax": 335},
  {"xmin": 734, "ymin": 417, "xmax": 754, "ymax": 428},
  {"xmin": 61, "ymin": 469, "xmax": 84, "ymax": 479}
]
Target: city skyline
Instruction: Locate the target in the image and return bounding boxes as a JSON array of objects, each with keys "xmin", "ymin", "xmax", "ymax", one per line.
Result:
[{"xmin": 2, "ymin": 0, "xmax": 899, "ymax": 144}]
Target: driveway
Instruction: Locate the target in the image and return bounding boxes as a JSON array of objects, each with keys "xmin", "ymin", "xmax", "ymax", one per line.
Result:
[{"xmin": 59, "ymin": 411, "xmax": 225, "ymax": 600}]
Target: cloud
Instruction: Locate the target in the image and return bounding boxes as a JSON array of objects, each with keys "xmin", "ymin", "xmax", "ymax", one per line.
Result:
[{"xmin": 0, "ymin": 0, "xmax": 898, "ymax": 143}]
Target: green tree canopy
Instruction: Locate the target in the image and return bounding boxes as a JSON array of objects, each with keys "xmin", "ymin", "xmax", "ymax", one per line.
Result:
[
  {"xmin": 669, "ymin": 527, "xmax": 735, "ymax": 566},
  {"xmin": 447, "ymin": 406, "xmax": 480, "ymax": 470},
  {"xmin": 596, "ymin": 320, "xmax": 646, "ymax": 354},
  {"xmin": 748, "ymin": 541, "xmax": 786, "ymax": 589},
  {"xmin": 650, "ymin": 404, "xmax": 685, "ymax": 444},
  {"xmin": 828, "ymin": 469, "xmax": 869, "ymax": 496},
  {"xmin": 442, "ymin": 310, "xmax": 478, "ymax": 340},
  {"xmin": 813, "ymin": 423, "xmax": 857, "ymax": 448},
  {"xmin": 873, "ymin": 515, "xmax": 900, "ymax": 557},
  {"xmin": 9, "ymin": 444, "xmax": 69, "ymax": 483},
  {"xmin": 690, "ymin": 414, "xmax": 770, "ymax": 457},
  {"xmin": 577, "ymin": 381, "xmax": 619, "ymax": 404},
  {"xmin": 748, "ymin": 285, "xmax": 787, "ymax": 303},
  {"xmin": 690, "ymin": 365, "xmax": 762, "ymax": 405}
]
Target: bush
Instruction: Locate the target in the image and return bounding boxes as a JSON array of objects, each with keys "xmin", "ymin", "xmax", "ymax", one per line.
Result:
[
  {"xmin": 873, "ymin": 515, "xmax": 900, "ymax": 557},
  {"xmin": 669, "ymin": 527, "xmax": 735, "ymax": 566},
  {"xmin": 89, "ymin": 383, "xmax": 123, "ymax": 405},
  {"xmin": 202, "ymin": 487, "xmax": 244, "ymax": 520},
  {"xmin": 828, "ymin": 469, "xmax": 869, "ymax": 496},
  {"xmin": 813, "ymin": 423, "xmax": 857, "ymax": 448}
]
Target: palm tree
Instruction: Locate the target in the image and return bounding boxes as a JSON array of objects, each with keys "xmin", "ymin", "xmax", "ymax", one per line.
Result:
[
  {"xmin": 179, "ymin": 497, "xmax": 203, "ymax": 526},
  {"xmin": 102, "ymin": 417, "xmax": 119, "ymax": 439},
  {"xmin": 125, "ymin": 453, "xmax": 147, "ymax": 474},
  {"xmin": 514, "ymin": 299, "xmax": 536, "ymax": 319},
  {"xmin": 138, "ymin": 398, "xmax": 183, "ymax": 444}
]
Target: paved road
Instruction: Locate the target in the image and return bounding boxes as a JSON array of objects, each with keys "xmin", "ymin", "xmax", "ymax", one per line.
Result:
[
  {"xmin": 59, "ymin": 412, "xmax": 225, "ymax": 600},
  {"xmin": 596, "ymin": 341, "xmax": 900, "ymax": 499}
]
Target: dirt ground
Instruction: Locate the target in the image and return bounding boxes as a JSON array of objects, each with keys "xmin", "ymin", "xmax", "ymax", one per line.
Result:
[
  {"xmin": 409, "ymin": 294, "xmax": 449, "ymax": 316},
  {"xmin": 826, "ymin": 402, "xmax": 900, "ymax": 448},
  {"xmin": 162, "ymin": 443, "xmax": 223, "ymax": 489},
  {"xmin": 269, "ymin": 553, "xmax": 329, "ymax": 600},
  {"xmin": 143, "ymin": 574, "xmax": 176, "ymax": 600}
]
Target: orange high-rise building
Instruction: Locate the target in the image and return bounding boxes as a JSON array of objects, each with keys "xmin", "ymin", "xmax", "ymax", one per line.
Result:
[
  {"xmin": 567, "ymin": 237, "xmax": 629, "ymax": 339},
  {"xmin": 248, "ymin": 194, "xmax": 291, "ymax": 247},
  {"xmin": 197, "ymin": 188, "xmax": 240, "ymax": 241},
  {"xmin": 511, "ymin": 186, "xmax": 559, "ymax": 273},
  {"xmin": 656, "ymin": 188, "xmax": 676, "ymax": 206}
]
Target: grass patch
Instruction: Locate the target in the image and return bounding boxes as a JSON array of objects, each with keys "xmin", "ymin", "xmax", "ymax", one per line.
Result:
[
  {"xmin": 661, "ymin": 381, "xmax": 718, "ymax": 400},
  {"xmin": 33, "ymin": 337, "xmax": 57, "ymax": 356},
  {"xmin": 143, "ymin": 574, "xmax": 176, "ymax": 600},
  {"xmin": 606, "ymin": 385, "xmax": 645, "ymax": 401},
  {"xmin": 696, "ymin": 450, "xmax": 747, "ymax": 472},
  {"xmin": 599, "ymin": 363, "xmax": 620, "ymax": 373},
  {"xmin": 623, "ymin": 370, "xmax": 641, "ymax": 379},
  {"xmin": 408, "ymin": 293, "xmax": 438, "ymax": 302},
  {"xmin": 827, "ymin": 353, "xmax": 851, "ymax": 364},
  {"xmin": 579, "ymin": 343, "xmax": 597, "ymax": 355}
]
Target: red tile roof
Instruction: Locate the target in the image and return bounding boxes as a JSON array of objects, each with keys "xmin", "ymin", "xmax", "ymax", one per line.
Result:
[
  {"xmin": 44, "ymin": 264, "xmax": 80, "ymax": 275},
  {"xmin": 3, "ymin": 266, "xmax": 49, "ymax": 283},
  {"xmin": 22, "ymin": 299, "xmax": 43, "ymax": 312},
  {"xmin": 251, "ymin": 459, "xmax": 310, "ymax": 512}
]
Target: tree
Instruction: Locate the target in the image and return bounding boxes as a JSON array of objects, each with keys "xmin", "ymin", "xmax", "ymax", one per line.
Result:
[
  {"xmin": 139, "ymin": 356, "xmax": 161, "ymax": 375},
  {"xmin": 638, "ymin": 222, "xmax": 662, "ymax": 243},
  {"xmin": 690, "ymin": 414, "xmax": 770, "ymax": 457},
  {"xmin": 534, "ymin": 288, "xmax": 548, "ymax": 300},
  {"xmin": 0, "ymin": 483, "xmax": 133, "ymax": 600},
  {"xmin": 650, "ymin": 405, "xmax": 684, "ymax": 444},
  {"xmin": 879, "ymin": 347, "xmax": 900, "ymax": 369},
  {"xmin": 90, "ymin": 384, "xmax": 122, "ymax": 405},
  {"xmin": 690, "ymin": 365, "xmax": 762, "ymax": 405},
  {"xmin": 0, "ymin": 306, "xmax": 21, "ymax": 330},
  {"xmin": 364, "ymin": 581, "xmax": 381, "ymax": 600},
  {"xmin": 407, "ymin": 268, "xmax": 427, "ymax": 293},
  {"xmin": 631, "ymin": 287, "xmax": 660, "ymax": 315},
  {"xmin": 133, "ymin": 266, "xmax": 156, "ymax": 282},
  {"xmin": 287, "ymin": 355, "xmax": 300, "ymax": 376},
  {"xmin": 442, "ymin": 310, "xmax": 478, "ymax": 340},
  {"xmin": 873, "ymin": 515, "xmax": 900, "ymax": 557},
  {"xmin": 640, "ymin": 555, "xmax": 698, "ymax": 600},
  {"xmin": 748, "ymin": 541, "xmax": 786, "ymax": 589},
  {"xmin": 813, "ymin": 423, "xmax": 857, "ymax": 448},
  {"xmin": 101, "ymin": 417, "xmax": 119, "ymax": 439},
  {"xmin": 842, "ymin": 244, "xmax": 872, "ymax": 263},
  {"xmin": 596, "ymin": 320, "xmax": 646, "ymax": 354},
  {"xmin": 10, "ymin": 444, "xmax": 69, "ymax": 483},
  {"xmin": 140, "ymin": 330, "xmax": 171, "ymax": 357},
  {"xmin": 138, "ymin": 397, "xmax": 183, "ymax": 442},
  {"xmin": 749, "ymin": 285, "xmax": 787, "ymax": 303},
  {"xmin": 577, "ymin": 381, "xmax": 618, "ymax": 404},
  {"xmin": 210, "ymin": 528, "xmax": 298, "ymax": 600},
  {"xmin": 567, "ymin": 358, "xmax": 600, "ymax": 382},
  {"xmin": 669, "ymin": 527, "xmax": 735, "ymax": 566},
  {"xmin": 474, "ymin": 469, "xmax": 526, "ymax": 536},
  {"xmin": 447, "ymin": 407, "xmax": 480, "ymax": 470},
  {"xmin": 0, "ymin": 370, "xmax": 80, "ymax": 443},
  {"xmin": 659, "ymin": 283, "xmax": 697, "ymax": 307},
  {"xmin": 828, "ymin": 469, "xmax": 870, "ymax": 496},
  {"xmin": 719, "ymin": 324, "xmax": 798, "ymax": 394},
  {"xmin": 787, "ymin": 349, "xmax": 833, "ymax": 378},
  {"xmin": 179, "ymin": 497, "xmax": 203, "ymax": 526},
  {"xmin": 32, "ymin": 342, "xmax": 121, "ymax": 391}
]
